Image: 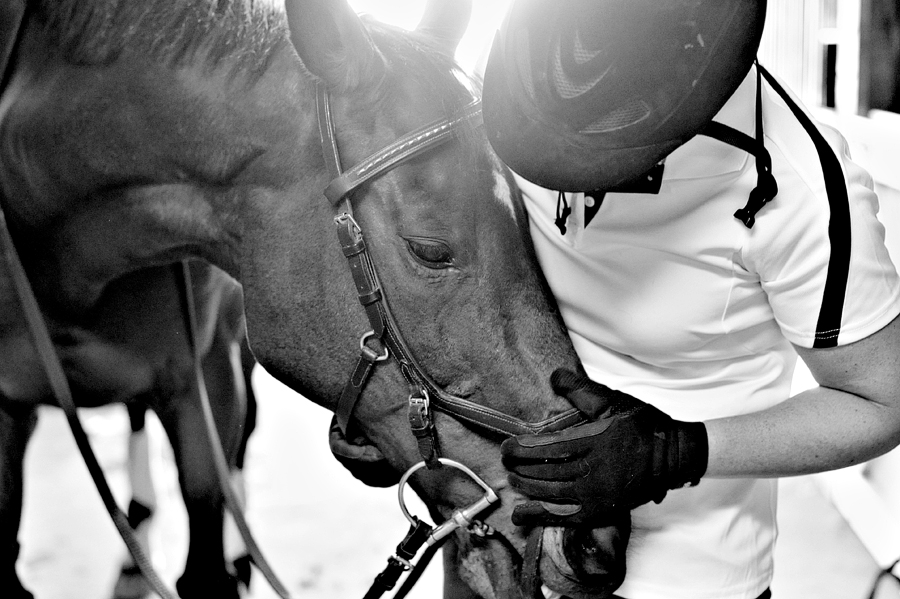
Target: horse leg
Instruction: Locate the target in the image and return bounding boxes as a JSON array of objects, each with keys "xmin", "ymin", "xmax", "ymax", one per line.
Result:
[
  {"xmin": 224, "ymin": 338, "xmax": 257, "ymax": 589},
  {"xmin": 156, "ymin": 336, "xmax": 246, "ymax": 599},
  {"xmin": 0, "ymin": 403, "xmax": 38, "ymax": 599},
  {"xmin": 111, "ymin": 403, "xmax": 157, "ymax": 599}
]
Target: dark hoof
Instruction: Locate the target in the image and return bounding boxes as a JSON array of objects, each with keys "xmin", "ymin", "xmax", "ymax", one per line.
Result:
[
  {"xmin": 230, "ymin": 554, "xmax": 252, "ymax": 590},
  {"xmin": 111, "ymin": 565, "xmax": 152, "ymax": 599},
  {"xmin": 5, "ymin": 579, "xmax": 35, "ymax": 599},
  {"xmin": 177, "ymin": 571, "xmax": 243, "ymax": 599}
]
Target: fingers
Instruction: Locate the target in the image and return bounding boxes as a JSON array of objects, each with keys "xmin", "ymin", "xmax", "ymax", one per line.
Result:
[
  {"xmin": 551, "ymin": 368, "xmax": 613, "ymax": 418},
  {"xmin": 507, "ymin": 471, "xmax": 577, "ymax": 500},
  {"xmin": 551, "ymin": 368, "xmax": 642, "ymax": 418},
  {"xmin": 500, "ymin": 421, "xmax": 611, "ymax": 461},
  {"xmin": 511, "ymin": 500, "xmax": 584, "ymax": 527},
  {"xmin": 505, "ymin": 458, "xmax": 588, "ymax": 481}
]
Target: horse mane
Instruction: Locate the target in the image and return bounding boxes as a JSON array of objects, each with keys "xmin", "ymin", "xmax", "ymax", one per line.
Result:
[{"xmin": 32, "ymin": 0, "xmax": 287, "ymax": 79}]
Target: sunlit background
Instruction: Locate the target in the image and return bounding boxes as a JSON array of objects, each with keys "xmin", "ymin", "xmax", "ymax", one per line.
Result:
[{"xmin": 347, "ymin": 0, "xmax": 511, "ymax": 74}]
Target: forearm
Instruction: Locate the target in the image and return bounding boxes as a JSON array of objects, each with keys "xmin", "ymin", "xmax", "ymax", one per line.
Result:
[{"xmin": 704, "ymin": 383, "xmax": 900, "ymax": 478}]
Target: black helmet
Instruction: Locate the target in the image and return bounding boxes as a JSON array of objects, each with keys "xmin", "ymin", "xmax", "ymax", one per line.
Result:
[{"xmin": 482, "ymin": 0, "xmax": 767, "ymax": 192}]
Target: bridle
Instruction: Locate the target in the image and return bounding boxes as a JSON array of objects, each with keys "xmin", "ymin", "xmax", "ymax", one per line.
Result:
[
  {"xmin": 316, "ymin": 83, "xmax": 585, "ymax": 455},
  {"xmin": 315, "ymin": 81, "xmax": 585, "ymax": 599}
]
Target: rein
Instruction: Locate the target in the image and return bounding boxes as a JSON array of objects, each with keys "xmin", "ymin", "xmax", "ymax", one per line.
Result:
[{"xmin": 316, "ymin": 82, "xmax": 577, "ymax": 599}]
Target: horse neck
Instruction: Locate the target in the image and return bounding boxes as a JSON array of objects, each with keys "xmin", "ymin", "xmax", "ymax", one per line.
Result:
[{"xmin": 3, "ymin": 40, "xmax": 319, "ymax": 317}]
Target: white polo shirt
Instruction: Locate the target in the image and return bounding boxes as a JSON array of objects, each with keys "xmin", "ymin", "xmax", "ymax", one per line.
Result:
[{"xmin": 517, "ymin": 66, "xmax": 900, "ymax": 599}]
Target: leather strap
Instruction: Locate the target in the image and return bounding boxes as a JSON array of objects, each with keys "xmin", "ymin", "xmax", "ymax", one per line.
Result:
[
  {"xmin": 177, "ymin": 262, "xmax": 295, "ymax": 599},
  {"xmin": 701, "ymin": 63, "xmax": 777, "ymax": 229},
  {"xmin": 317, "ymin": 83, "xmax": 587, "ymax": 445},
  {"xmin": 325, "ymin": 101, "xmax": 483, "ymax": 205},
  {"xmin": 520, "ymin": 527, "xmax": 546, "ymax": 599}
]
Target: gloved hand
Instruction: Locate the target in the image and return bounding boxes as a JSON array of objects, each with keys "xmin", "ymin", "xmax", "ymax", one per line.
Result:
[{"xmin": 500, "ymin": 369, "xmax": 708, "ymax": 526}]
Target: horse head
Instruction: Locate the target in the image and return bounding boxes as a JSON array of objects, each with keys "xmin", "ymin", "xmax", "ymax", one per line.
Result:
[
  {"xmin": 282, "ymin": 2, "xmax": 629, "ymax": 596},
  {"xmin": 0, "ymin": 0, "xmax": 628, "ymax": 596}
]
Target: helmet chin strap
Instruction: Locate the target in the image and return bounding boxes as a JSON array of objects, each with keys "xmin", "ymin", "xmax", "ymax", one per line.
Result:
[
  {"xmin": 554, "ymin": 191, "xmax": 572, "ymax": 235},
  {"xmin": 702, "ymin": 60, "xmax": 778, "ymax": 229},
  {"xmin": 554, "ymin": 60, "xmax": 778, "ymax": 236},
  {"xmin": 553, "ymin": 159, "xmax": 667, "ymax": 235}
]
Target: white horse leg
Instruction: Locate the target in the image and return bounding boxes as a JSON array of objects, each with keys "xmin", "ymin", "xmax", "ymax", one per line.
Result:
[{"xmin": 111, "ymin": 405, "xmax": 157, "ymax": 599}]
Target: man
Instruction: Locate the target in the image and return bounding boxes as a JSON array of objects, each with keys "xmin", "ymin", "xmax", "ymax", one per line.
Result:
[{"xmin": 481, "ymin": 1, "xmax": 900, "ymax": 598}]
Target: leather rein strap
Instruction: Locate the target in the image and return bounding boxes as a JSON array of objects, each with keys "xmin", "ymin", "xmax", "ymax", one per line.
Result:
[{"xmin": 315, "ymin": 84, "xmax": 586, "ymax": 463}]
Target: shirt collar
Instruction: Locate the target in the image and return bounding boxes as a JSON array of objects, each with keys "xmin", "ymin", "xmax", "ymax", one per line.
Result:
[{"xmin": 661, "ymin": 66, "xmax": 757, "ymax": 181}]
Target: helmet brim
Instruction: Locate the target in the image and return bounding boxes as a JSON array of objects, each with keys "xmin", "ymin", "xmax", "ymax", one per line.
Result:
[{"xmin": 482, "ymin": 0, "xmax": 767, "ymax": 192}]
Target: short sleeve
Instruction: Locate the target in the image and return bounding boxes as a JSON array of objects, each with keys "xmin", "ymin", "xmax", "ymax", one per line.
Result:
[{"xmin": 744, "ymin": 112, "xmax": 900, "ymax": 349}]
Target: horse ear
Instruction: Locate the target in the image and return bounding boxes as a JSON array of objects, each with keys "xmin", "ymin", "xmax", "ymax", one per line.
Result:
[
  {"xmin": 284, "ymin": 0, "xmax": 385, "ymax": 91},
  {"xmin": 415, "ymin": 0, "xmax": 472, "ymax": 55}
]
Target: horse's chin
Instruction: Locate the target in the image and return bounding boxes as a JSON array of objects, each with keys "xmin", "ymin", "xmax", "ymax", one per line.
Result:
[
  {"xmin": 539, "ymin": 524, "xmax": 630, "ymax": 599},
  {"xmin": 455, "ymin": 535, "xmax": 522, "ymax": 599}
]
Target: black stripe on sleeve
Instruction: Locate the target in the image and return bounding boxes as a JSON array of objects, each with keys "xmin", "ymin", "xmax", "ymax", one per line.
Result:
[{"xmin": 758, "ymin": 65, "xmax": 851, "ymax": 349}]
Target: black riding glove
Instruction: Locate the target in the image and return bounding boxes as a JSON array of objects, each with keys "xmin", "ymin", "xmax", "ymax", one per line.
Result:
[{"xmin": 500, "ymin": 369, "xmax": 708, "ymax": 526}]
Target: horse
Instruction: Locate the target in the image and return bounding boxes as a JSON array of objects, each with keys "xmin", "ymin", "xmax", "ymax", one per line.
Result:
[
  {"xmin": 0, "ymin": 1, "xmax": 629, "ymax": 597},
  {"xmin": 0, "ymin": 256, "xmax": 255, "ymax": 598}
]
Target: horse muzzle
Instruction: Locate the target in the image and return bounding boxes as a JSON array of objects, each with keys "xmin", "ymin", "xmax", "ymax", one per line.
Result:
[{"xmin": 538, "ymin": 522, "xmax": 630, "ymax": 599}]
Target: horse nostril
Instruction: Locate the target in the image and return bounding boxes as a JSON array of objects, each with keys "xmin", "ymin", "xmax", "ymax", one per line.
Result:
[
  {"xmin": 561, "ymin": 522, "xmax": 630, "ymax": 585},
  {"xmin": 580, "ymin": 539, "xmax": 599, "ymax": 556}
]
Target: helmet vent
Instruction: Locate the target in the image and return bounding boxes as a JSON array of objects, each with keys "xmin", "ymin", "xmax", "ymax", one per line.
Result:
[
  {"xmin": 551, "ymin": 40, "xmax": 608, "ymax": 99},
  {"xmin": 515, "ymin": 32, "xmax": 536, "ymax": 100},
  {"xmin": 581, "ymin": 100, "xmax": 651, "ymax": 133}
]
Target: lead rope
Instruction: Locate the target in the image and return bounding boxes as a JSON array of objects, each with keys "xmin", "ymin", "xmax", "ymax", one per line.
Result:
[
  {"xmin": 177, "ymin": 260, "xmax": 296, "ymax": 599},
  {"xmin": 0, "ymin": 207, "xmax": 181, "ymax": 599}
]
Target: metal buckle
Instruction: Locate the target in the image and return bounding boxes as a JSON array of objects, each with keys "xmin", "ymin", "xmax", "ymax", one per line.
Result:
[
  {"xmin": 359, "ymin": 330, "xmax": 389, "ymax": 362},
  {"xmin": 334, "ymin": 212, "xmax": 361, "ymax": 234},
  {"xmin": 408, "ymin": 388, "xmax": 429, "ymax": 414},
  {"xmin": 397, "ymin": 458, "xmax": 499, "ymax": 546}
]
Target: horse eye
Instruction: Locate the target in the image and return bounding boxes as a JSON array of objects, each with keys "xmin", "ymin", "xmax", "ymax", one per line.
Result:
[{"xmin": 405, "ymin": 237, "xmax": 454, "ymax": 268}]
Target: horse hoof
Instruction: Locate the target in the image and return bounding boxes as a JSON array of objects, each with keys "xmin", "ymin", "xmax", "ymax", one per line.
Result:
[
  {"xmin": 230, "ymin": 554, "xmax": 252, "ymax": 590},
  {"xmin": 111, "ymin": 565, "xmax": 152, "ymax": 599},
  {"xmin": 8, "ymin": 586, "xmax": 34, "ymax": 599},
  {"xmin": 176, "ymin": 572, "xmax": 243, "ymax": 599}
]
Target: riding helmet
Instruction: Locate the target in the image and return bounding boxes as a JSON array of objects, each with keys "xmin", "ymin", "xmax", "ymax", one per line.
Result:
[{"xmin": 482, "ymin": 0, "xmax": 767, "ymax": 192}]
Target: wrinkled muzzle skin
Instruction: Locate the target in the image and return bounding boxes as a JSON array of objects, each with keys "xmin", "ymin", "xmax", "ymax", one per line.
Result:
[{"xmin": 540, "ymin": 525, "xmax": 630, "ymax": 598}]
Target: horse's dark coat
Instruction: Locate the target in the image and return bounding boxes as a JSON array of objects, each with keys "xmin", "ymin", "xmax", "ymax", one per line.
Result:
[{"xmin": 0, "ymin": 1, "xmax": 628, "ymax": 597}]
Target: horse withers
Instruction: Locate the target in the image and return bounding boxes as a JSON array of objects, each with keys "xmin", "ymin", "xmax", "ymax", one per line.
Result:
[{"xmin": 0, "ymin": 1, "xmax": 628, "ymax": 597}]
